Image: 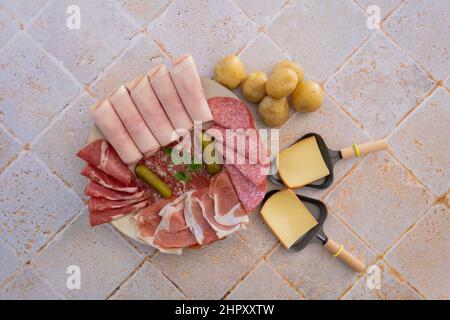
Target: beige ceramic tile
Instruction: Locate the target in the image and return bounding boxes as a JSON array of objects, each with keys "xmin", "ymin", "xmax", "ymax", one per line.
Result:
[
  {"xmin": 0, "ymin": 0, "xmax": 47, "ymax": 23},
  {"xmin": 227, "ymin": 261, "xmax": 301, "ymax": 300},
  {"xmin": 389, "ymin": 88, "xmax": 450, "ymax": 196},
  {"xmin": 325, "ymin": 152, "xmax": 434, "ymax": 253},
  {"xmin": 385, "ymin": 205, "xmax": 450, "ymax": 299},
  {"xmin": 267, "ymin": 0, "xmax": 371, "ymax": 82},
  {"xmin": 115, "ymin": 0, "xmax": 171, "ymax": 27},
  {"xmin": 355, "ymin": 0, "xmax": 402, "ymax": 19},
  {"xmin": 268, "ymin": 213, "xmax": 376, "ymax": 299},
  {"xmin": 151, "ymin": 234, "xmax": 259, "ymax": 299},
  {"xmin": 149, "ymin": 0, "xmax": 257, "ymax": 77},
  {"xmin": 384, "ymin": 0, "xmax": 450, "ymax": 80},
  {"xmin": 326, "ymin": 32, "xmax": 434, "ymax": 138},
  {"xmin": 234, "ymin": 0, "xmax": 286, "ymax": 27},
  {"xmin": 343, "ymin": 260, "xmax": 422, "ymax": 300},
  {"xmin": 111, "ymin": 262, "xmax": 185, "ymax": 300},
  {"xmin": 0, "ymin": 11, "xmax": 17, "ymax": 47},
  {"xmin": 90, "ymin": 34, "xmax": 169, "ymax": 99},
  {"xmin": 238, "ymin": 211, "xmax": 278, "ymax": 257},
  {"xmin": 0, "ymin": 126, "xmax": 21, "ymax": 170}
]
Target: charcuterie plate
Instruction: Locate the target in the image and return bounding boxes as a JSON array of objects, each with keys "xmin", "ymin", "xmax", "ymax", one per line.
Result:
[{"xmin": 87, "ymin": 78, "xmax": 239, "ymax": 245}]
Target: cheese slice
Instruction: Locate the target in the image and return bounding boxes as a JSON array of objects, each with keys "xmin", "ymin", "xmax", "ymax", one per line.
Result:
[
  {"xmin": 261, "ymin": 189, "xmax": 318, "ymax": 249},
  {"xmin": 277, "ymin": 136, "xmax": 329, "ymax": 188}
]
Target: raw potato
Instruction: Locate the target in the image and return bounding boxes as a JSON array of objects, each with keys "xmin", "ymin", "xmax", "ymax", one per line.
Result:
[
  {"xmin": 291, "ymin": 80, "xmax": 324, "ymax": 112},
  {"xmin": 258, "ymin": 96, "xmax": 289, "ymax": 127},
  {"xmin": 266, "ymin": 67, "xmax": 298, "ymax": 99},
  {"xmin": 242, "ymin": 71, "xmax": 267, "ymax": 103},
  {"xmin": 214, "ymin": 54, "xmax": 246, "ymax": 90},
  {"xmin": 273, "ymin": 60, "xmax": 304, "ymax": 83}
]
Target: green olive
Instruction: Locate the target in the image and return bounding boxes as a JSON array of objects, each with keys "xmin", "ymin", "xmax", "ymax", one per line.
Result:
[
  {"xmin": 273, "ymin": 60, "xmax": 304, "ymax": 83},
  {"xmin": 214, "ymin": 54, "xmax": 246, "ymax": 90},
  {"xmin": 258, "ymin": 96, "xmax": 289, "ymax": 127},
  {"xmin": 266, "ymin": 67, "xmax": 298, "ymax": 99},
  {"xmin": 241, "ymin": 71, "xmax": 267, "ymax": 103},
  {"xmin": 291, "ymin": 80, "xmax": 323, "ymax": 112}
]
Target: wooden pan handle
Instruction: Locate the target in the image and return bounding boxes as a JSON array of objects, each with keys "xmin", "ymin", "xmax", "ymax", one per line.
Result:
[
  {"xmin": 340, "ymin": 138, "xmax": 388, "ymax": 160},
  {"xmin": 324, "ymin": 238, "xmax": 366, "ymax": 273}
]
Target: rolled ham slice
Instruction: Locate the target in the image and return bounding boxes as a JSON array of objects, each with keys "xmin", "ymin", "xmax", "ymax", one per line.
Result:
[
  {"xmin": 148, "ymin": 64, "xmax": 193, "ymax": 132},
  {"xmin": 91, "ymin": 100, "xmax": 142, "ymax": 165},
  {"xmin": 171, "ymin": 55, "xmax": 213, "ymax": 123},
  {"xmin": 129, "ymin": 76, "xmax": 178, "ymax": 146},
  {"xmin": 110, "ymin": 86, "xmax": 160, "ymax": 157}
]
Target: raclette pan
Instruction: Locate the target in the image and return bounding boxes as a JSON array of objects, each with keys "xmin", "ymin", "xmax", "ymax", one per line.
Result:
[
  {"xmin": 271, "ymin": 132, "xmax": 388, "ymax": 189},
  {"xmin": 262, "ymin": 189, "xmax": 366, "ymax": 273}
]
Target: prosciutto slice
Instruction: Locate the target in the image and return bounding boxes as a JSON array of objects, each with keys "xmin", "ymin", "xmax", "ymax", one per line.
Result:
[
  {"xmin": 225, "ymin": 165, "xmax": 265, "ymax": 212},
  {"xmin": 81, "ymin": 165, "xmax": 139, "ymax": 194},
  {"xmin": 91, "ymin": 100, "xmax": 142, "ymax": 165},
  {"xmin": 89, "ymin": 196, "xmax": 147, "ymax": 212},
  {"xmin": 184, "ymin": 190, "xmax": 218, "ymax": 245},
  {"xmin": 148, "ymin": 64, "xmax": 193, "ymax": 132},
  {"xmin": 209, "ymin": 172, "xmax": 248, "ymax": 226},
  {"xmin": 85, "ymin": 181, "xmax": 145, "ymax": 201},
  {"xmin": 89, "ymin": 200, "xmax": 147, "ymax": 226},
  {"xmin": 77, "ymin": 139, "xmax": 133, "ymax": 184},
  {"xmin": 153, "ymin": 195, "xmax": 197, "ymax": 249},
  {"xmin": 130, "ymin": 76, "xmax": 178, "ymax": 146},
  {"xmin": 110, "ymin": 85, "xmax": 160, "ymax": 157},
  {"xmin": 171, "ymin": 55, "xmax": 213, "ymax": 123}
]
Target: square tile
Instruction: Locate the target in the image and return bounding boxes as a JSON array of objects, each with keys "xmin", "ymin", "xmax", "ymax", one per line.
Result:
[
  {"xmin": 0, "ymin": 126, "xmax": 21, "ymax": 170},
  {"xmin": 115, "ymin": 0, "xmax": 171, "ymax": 27},
  {"xmin": 325, "ymin": 152, "xmax": 434, "ymax": 253},
  {"xmin": 326, "ymin": 32, "xmax": 434, "ymax": 138},
  {"xmin": 33, "ymin": 94, "xmax": 94, "ymax": 200},
  {"xmin": 385, "ymin": 205, "xmax": 450, "ymax": 299},
  {"xmin": 234, "ymin": 0, "xmax": 286, "ymax": 27},
  {"xmin": 267, "ymin": 0, "xmax": 371, "ymax": 82},
  {"xmin": 384, "ymin": 0, "xmax": 450, "ymax": 80},
  {"xmin": 343, "ymin": 260, "xmax": 421, "ymax": 300},
  {"xmin": 33, "ymin": 210, "xmax": 142, "ymax": 299},
  {"xmin": 355, "ymin": 0, "xmax": 402, "ymax": 19},
  {"xmin": 0, "ymin": 152, "xmax": 83, "ymax": 259},
  {"xmin": 227, "ymin": 261, "xmax": 301, "ymax": 300},
  {"xmin": 0, "ymin": 239, "xmax": 21, "ymax": 285},
  {"xmin": 0, "ymin": 267, "xmax": 59, "ymax": 300},
  {"xmin": 389, "ymin": 88, "xmax": 450, "ymax": 196},
  {"xmin": 0, "ymin": 12, "xmax": 17, "ymax": 47},
  {"xmin": 238, "ymin": 211, "xmax": 277, "ymax": 257},
  {"xmin": 0, "ymin": 34, "xmax": 80, "ymax": 141},
  {"xmin": 90, "ymin": 35, "xmax": 169, "ymax": 99},
  {"xmin": 151, "ymin": 234, "xmax": 259, "ymax": 299},
  {"xmin": 0, "ymin": 0, "xmax": 47, "ymax": 23},
  {"xmin": 111, "ymin": 262, "xmax": 185, "ymax": 300},
  {"xmin": 149, "ymin": 0, "xmax": 257, "ymax": 76},
  {"xmin": 278, "ymin": 95, "xmax": 369, "ymax": 199},
  {"xmin": 268, "ymin": 213, "xmax": 376, "ymax": 299},
  {"xmin": 29, "ymin": 0, "xmax": 137, "ymax": 84}
]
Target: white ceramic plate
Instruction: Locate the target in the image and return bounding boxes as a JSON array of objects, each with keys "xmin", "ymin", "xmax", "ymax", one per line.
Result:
[{"xmin": 87, "ymin": 78, "xmax": 238, "ymax": 245}]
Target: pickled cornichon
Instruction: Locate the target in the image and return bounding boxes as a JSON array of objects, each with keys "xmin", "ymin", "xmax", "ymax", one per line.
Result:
[
  {"xmin": 200, "ymin": 133, "xmax": 223, "ymax": 175},
  {"xmin": 134, "ymin": 164, "xmax": 172, "ymax": 198}
]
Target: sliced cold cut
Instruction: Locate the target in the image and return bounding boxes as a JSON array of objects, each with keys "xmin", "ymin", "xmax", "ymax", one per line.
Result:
[
  {"xmin": 171, "ymin": 55, "xmax": 213, "ymax": 123},
  {"xmin": 208, "ymin": 97, "xmax": 254, "ymax": 129},
  {"xmin": 81, "ymin": 165, "xmax": 139, "ymax": 194},
  {"xmin": 85, "ymin": 181, "xmax": 145, "ymax": 201},
  {"xmin": 89, "ymin": 200, "xmax": 147, "ymax": 226},
  {"xmin": 89, "ymin": 196, "xmax": 148, "ymax": 212},
  {"xmin": 148, "ymin": 64, "xmax": 193, "ymax": 132},
  {"xmin": 77, "ymin": 139, "xmax": 134, "ymax": 184},
  {"xmin": 110, "ymin": 85, "xmax": 160, "ymax": 157},
  {"xmin": 129, "ymin": 76, "xmax": 178, "ymax": 146}
]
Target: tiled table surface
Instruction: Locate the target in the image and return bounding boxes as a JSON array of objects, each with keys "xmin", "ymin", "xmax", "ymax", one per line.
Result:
[{"xmin": 0, "ymin": 0, "xmax": 449, "ymax": 300}]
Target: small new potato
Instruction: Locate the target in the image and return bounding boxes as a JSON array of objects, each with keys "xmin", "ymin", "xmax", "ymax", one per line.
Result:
[
  {"xmin": 266, "ymin": 67, "xmax": 298, "ymax": 99},
  {"xmin": 214, "ymin": 54, "xmax": 246, "ymax": 90},
  {"xmin": 241, "ymin": 71, "xmax": 267, "ymax": 103},
  {"xmin": 258, "ymin": 96, "xmax": 289, "ymax": 127},
  {"xmin": 291, "ymin": 80, "xmax": 323, "ymax": 112},
  {"xmin": 273, "ymin": 60, "xmax": 304, "ymax": 83}
]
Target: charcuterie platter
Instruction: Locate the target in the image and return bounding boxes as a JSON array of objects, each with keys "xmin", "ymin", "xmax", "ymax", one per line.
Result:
[{"xmin": 86, "ymin": 78, "xmax": 245, "ymax": 245}]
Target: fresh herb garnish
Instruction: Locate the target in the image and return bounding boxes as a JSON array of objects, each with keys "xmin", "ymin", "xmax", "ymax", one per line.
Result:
[
  {"xmin": 174, "ymin": 171, "xmax": 190, "ymax": 182},
  {"xmin": 162, "ymin": 146, "xmax": 172, "ymax": 155}
]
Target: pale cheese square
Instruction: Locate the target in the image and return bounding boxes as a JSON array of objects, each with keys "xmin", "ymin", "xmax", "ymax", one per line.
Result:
[
  {"xmin": 261, "ymin": 189, "xmax": 318, "ymax": 249},
  {"xmin": 277, "ymin": 136, "xmax": 330, "ymax": 188}
]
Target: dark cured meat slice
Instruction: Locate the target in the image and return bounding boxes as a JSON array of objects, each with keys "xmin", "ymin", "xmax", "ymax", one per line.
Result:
[
  {"xmin": 89, "ymin": 200, "xmax": 147, "ymax": 226},
  {"xmin": 89, "ymin": 195, "xmax": 148, "ymax": 212},
  {"xmin": 85, "ymin": 181, "xmax": 146, "ymax": 201},
  {"xmin": 77, "ymin": 139, "xmax": 133, "ymax": 184},
  {"xmin": 225, "ymin": 165, "xmax": 265, "ymax": 212},
  {"xmin": 208, "ymin": 97, "xmax": 254, "ymax": 129},
  {"xmin": 81, "ymin": 165, "xmax": 139, "ymax": 194}
]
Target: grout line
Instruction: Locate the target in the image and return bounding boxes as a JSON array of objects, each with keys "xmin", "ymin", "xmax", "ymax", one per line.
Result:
[
  {"xmin": 145, "ymin": 0, "xmax": 175, "ymax": 31},
  {"xmin": 109, "ymin": 0, "xmax": 141, "ymax": 30},
  {"xmin": 221, "ymin": 259, "xmax": 264, "ymax": 300},
  {"xmin": 105, "ymin": 258, "xmax": 148, "ymax": 300},
  {"xmin": 265, "ymin": 259, "xmax": 308, "ymax": 300}
]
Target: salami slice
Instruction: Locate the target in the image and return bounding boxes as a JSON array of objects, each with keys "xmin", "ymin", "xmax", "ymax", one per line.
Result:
[{"xmin": 208, "ymin": 97, "xmax": 254, "ymax": 129}]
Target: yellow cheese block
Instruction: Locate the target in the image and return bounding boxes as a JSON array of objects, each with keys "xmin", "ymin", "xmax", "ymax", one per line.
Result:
[
  {"xmin": 261, "ymin": 189, "xmax": 318, "ymax": 249},
  {"xmin": 277, "ymin": 136, "xmax": 330, "ymax": 188}
]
